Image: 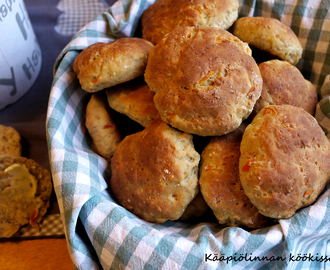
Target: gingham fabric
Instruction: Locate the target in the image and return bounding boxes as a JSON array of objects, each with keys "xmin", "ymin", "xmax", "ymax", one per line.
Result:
[
  {"xmin": 11, "ymin": 214, "xmax": 65, "ymax": 238},
  {"xmin": 55, "ymin": 0, "xmax": 111, "ymax": 36},
  {"xmin": 47, "ymin": 0, "xmax": 330, "ymax": 269}
]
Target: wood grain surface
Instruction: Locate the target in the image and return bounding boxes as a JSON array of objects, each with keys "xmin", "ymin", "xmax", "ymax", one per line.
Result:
[{"xmin": 0, "ymin": 238, "xmax": 74, "ymax": 270}]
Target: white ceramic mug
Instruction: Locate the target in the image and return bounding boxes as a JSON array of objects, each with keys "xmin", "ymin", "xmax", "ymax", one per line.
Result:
[{"xmin": 0, "ymin": 0, "xmax": 42, "ymax": 110}]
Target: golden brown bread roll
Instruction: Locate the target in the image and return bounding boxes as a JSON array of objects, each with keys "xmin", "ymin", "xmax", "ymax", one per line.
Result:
[
  {"xmin": 252, "ymin": 59, "xmax": 318, "ymax": 117},
  {"xmin": 145, "ymin": 26, "xmax": 262, "ymax": 136},
  {"xmin": 73, "ymin": 38, "xmax": 154, "ymax": 92},
  {"xmin": 110, "ymin": 119, "xmax": 200, "ymax": 223},
  {"xmin": 141, "ymin": 0, "xmax": 239, "ymax": 45},
  {"xmin": 85, "ymin": 92, "xmax": 122, "ymax": 162},
  {"xmin": 106, "ymin": 77, "xmax": 160, "ymax": 127},
  {"xmin": 239, "ymin": 105, "xmax": 330, "ymax": 219},
  {"xmin": 231, "ymin": 17, "xmax": 303, "ymax": 65},
  {"xmin": 199, "ymin": 124, "xmax": 270, "ymax": 228}
]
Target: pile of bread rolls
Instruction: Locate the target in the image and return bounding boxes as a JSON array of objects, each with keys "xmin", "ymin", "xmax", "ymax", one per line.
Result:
[{"xmin": 72, "ymin": 0, "xmax": 330, "ymax": 229}]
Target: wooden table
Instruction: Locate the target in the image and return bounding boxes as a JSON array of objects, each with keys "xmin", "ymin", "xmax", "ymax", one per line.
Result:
[{"xmin": 0, "ymin": 238, "xmax": 74, "ymax": 270}]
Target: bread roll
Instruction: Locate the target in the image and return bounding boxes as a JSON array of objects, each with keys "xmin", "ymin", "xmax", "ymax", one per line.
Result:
[
  {"xmin": 232, "ymin": 17, "xmax": 303, "ymax": 65},
  {"xmin": 73, "ymin": 38, "xmax": 154, "ymax": 92},
  {"xmin": 110, "ymin": 119, "xmax": 200, "ymax": 223},
  {"xmin": 145, "ymin": 26, "xmax": 262, "ymax": 136},
  {"xmin": 239, "ymin": 105, "xmax": 330, "ymax": 219},
  {"xmin": 142, "ymin": 0, "xmax": 239, "ymax": 45}
]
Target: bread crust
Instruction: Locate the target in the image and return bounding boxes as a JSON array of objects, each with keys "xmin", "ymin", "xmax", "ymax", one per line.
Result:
[
  {"xmin": 252, "ymin": 60, "xmax": 318, "ymax": 117},
  {"xmin": 110, "ymin": 119, "xmax": 200, "ymax": 223},
  {"xmin": 199, "ymin": 124, "xmax": 269, "ymax": 228},
  {"xmin": 106, "ymin": 77, "xmax": 160, "ymax": 127},
  {"xmin": 232, "ymin": 17, "xmax": 303, "ymax": 65},
  {"xmin": 142, "ymin": 0, "xmax": 239, "ymax": 44},
  {"xmin": 85, "ymin": 92, "xmax": 122, "ymax": 162},
  {"xmin": 73, "ymin": 38, "xmax": 154, "ymax": 92},
  {"xmin": 145, "ymin": 26, "xmax": 262, "ymax": 136},
  {"xmin": 239, "ymin": 105, "xmax": 330, "ymax": 219}
]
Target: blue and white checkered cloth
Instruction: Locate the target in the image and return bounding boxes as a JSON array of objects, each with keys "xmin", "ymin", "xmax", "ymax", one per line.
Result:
[{"xmin": 47, "ymin": 0, "xmax": 330, "ymax": 269}]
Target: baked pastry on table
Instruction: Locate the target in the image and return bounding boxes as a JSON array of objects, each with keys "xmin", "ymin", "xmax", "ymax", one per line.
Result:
[
  {"xmin": 199, "ymin": 124, "xmax": 270, "ymax": 228},
  {"xmin": 239, "ymin": 105, "xmax": 330, "ymax": 219},
  {"xmin": 0, "ymin": 125, "xmax": 22, "ymax": 156},
  {"xmin": 141, "ymin": 0, "xmax": 239, "ymax": 45},
  {"xmin": 0, "ymin": 155, "xmax": 53, "ymax": 238},
  {"xmin": 251, "ymin": 59, "xmax": 318, "ymax": 118},
  {"xmin": 231, "ymin": 17, "xmax": 303, "ymax": 65},
  {"xmin": 110, "ymin": 119, "xmax": 200, "ymax": 223},
  {"xmin": 73, "ymin": 37, "xmax": 154, "ymax": 92},
  {"xmin": 106, "ymin": 76, "xmax": 160, "ymax": 128},
  {"xmin": 85, "ymin": 92, "xmax": 122, "ymax": 163},
  {"xmin": 145, "ymin": 26, "xmax": 262, "ymax": 137}
]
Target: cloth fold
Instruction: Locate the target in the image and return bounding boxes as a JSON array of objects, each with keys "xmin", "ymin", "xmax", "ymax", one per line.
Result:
[{"xmin": 47, "ymin": 0, "xmax": 330, "ymax": 269}]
